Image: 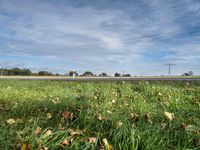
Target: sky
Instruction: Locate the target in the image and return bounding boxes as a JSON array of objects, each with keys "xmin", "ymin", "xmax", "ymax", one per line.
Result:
[{"xmin": 0, "ymin": 0, "xmax": 200, "ymax": 75}]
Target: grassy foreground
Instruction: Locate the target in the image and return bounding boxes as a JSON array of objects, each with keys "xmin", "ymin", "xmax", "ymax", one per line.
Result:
[{"xmin": 0, "ymin": 80, "xmax": 199, "ymax": 150}]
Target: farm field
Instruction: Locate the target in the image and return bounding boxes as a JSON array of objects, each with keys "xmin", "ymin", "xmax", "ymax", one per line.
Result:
[{"xmin": 0, "ymin": 80, "xmax": 199, "ymax": 150}]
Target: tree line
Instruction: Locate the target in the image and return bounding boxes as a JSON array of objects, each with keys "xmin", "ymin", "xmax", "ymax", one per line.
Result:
[
  {"xmin": 0, "ymin": 68, "xmax": 194, "ymax": 77},
  {"xmin": 0, "ymin": 68, "xmax": 131, "ymax": 77}
]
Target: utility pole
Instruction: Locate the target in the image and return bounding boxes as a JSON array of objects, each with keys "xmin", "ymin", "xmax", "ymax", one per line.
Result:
[{"xmin": 164, "ymin": 64, "xmax": 176, "ymax": 76}]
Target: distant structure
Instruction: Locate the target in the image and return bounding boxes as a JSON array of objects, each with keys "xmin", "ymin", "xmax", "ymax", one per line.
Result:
[
  {"xmin": 69, "ymin": 69, "xmax": 77, "ymax": 78},
  {"xmin": 182, "ymin": 71, "xmax": 194, "ymax": 76},
  {"xmin": 164, "ymin": 64, "xmax": 176, "ymax": 76},
  {"xmin": 72, "ymin": 69, "xmax": 76, "ymax": 79}
]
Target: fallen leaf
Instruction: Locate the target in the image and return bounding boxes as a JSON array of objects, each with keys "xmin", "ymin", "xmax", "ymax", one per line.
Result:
[
  {"xmin": 164, "ymin": 111, "xmax": 175, "ymax": 121},
  {"xmin": 28, "ymin": 118, "xmax": 33, "ymax": 123},
  {"xmin": 180, "ymin": 123, "xmax": 186, "ymax": 130},
  {"xmin": 35, "ymin": 127, "xmax": 42, "ymax": 135},
  {"xmin": 103, "ymin": 138, "xmax": 113, "ymax": 150},
  {"xmin": 69, "ymin": 128, "xmax": 83, "ymax": 136},
  {"xmin": 70, "ymin": 131, "xmax": 82, "ymax": 136},
  {"xmin": 103, "ymin": 138, "xmax": 108, "ymax": 146},
  {"xmin": 145, "ymin": 113, "xmax": 153, "ymax": 124},
  {"xmin": 61, "ymin": 139, "xmax": 70, "ymax": 145},
  {"xmin": 88, "ymin": 137, "xmax": 97, "ymax": 144},
  {"xmin": 43, "ymin": 130, "xmax": 52, "ymax": 138},
  {"xmin": 62, "ymin": 110, "xmax": 74, "ymax": 120},
  {"xmin": 47, "ymin": 113, "xmax": 52, "ymax": 119},
  {"xmin": 160, "ymin": 123, "xmax": 167, "ymax": 129},
  {"xmin": 116, "ymin": 121, "xmax": 123, "ymax": 128},
  {"xmin": 39, "ymin": 146, "xmax": 48, "ymax": 150},
  {"xmin": 6, "ymin": 118, "xmax": 16, "ymax": 125},
  {"xmin": 130, "ymin": 113, "xmax": 139, "ymax": 122},
  {"xmin": 21, "ymin": 143, "xmax": 32, "ymax": 150},
  {"xmin": 96, "ymin": 114, "xmax": 103, "ymax": 121}
]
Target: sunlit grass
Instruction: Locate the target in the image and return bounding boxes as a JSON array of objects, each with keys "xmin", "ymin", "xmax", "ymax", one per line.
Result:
[{"xmin": 0, "ymin": 80, "xmax": 199, "ymax": 149}]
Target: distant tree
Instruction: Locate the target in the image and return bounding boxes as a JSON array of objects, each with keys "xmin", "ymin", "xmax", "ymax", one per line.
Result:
[
  {"xmin": 99, "ymin": 72, "xmax": 108, "ymax": 77},
  {"xmin": 38, "ymin": 71, "xmax": 52, "ymax": 76},
  {"xmin": 69, "ymin": 70, "xmax": 78, "ymax": 76},
  {"xmin": 82, "ymin": 71, "xmax": 94, "ymax": 77},
  {"xmin": 0, "ymin": 68, "xmax": 32, "ymax": 76},
  {"xmin": 114, "ymin": 73, "xmax": 121, "ymax": 77},
  {"xmin": 21, "ymin": 69, "xmax": 32, "ymax": 76},
  {"xmin": 9, "ymin": 68, "xmax": 21, "ymax": 75},
  {"xmin": 122, "ymin": 74, "xmax": 131, "ymax": 77},
  {"xmin": 0, "ymin": 69, "xmax": 8, "ymax": 75}
]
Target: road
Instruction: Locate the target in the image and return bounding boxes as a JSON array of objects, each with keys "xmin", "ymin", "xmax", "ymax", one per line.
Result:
[{"xmin": 0, "ymin": 76, "xmax": 200, "ymax": 81}]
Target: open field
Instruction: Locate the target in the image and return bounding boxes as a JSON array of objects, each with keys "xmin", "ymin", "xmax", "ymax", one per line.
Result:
[
  {"xmin": 0, "ymin": 76, "xmax": 200, "ymax": 81},
  {"xmin": 0, "ymin": 80, "xmax": 200, "ymax": 149}
]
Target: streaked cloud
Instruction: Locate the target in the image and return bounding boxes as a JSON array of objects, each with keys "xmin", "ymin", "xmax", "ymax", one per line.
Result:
[{"xmin": 0, "ymin": 0, "xmax": 200, "ymax": 75}]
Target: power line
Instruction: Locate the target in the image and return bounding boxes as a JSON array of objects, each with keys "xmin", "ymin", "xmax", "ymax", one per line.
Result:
[{"xmin": 164, "ymin": 64, "xmax": 176, "ymax": 76}]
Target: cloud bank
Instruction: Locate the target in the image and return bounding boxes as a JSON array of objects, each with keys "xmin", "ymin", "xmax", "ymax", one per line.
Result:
[{"xmin": 0, "ymin": 0, "xmax": 200, "ymax": 75}]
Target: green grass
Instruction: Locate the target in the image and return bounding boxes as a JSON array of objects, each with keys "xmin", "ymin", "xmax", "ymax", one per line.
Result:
[{"xmin": 0, "ymin": 80, "xmax": 199, "ymax": 150}]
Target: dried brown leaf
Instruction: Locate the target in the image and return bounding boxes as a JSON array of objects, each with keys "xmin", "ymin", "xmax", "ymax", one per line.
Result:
[
  {"xmin": 21, "ymin": 143, "xmax": 32, "ymax": 150},
  {"xmin": 145, "ymin": 113, "xmax": 153, "ymax": 124},
  {"xmin": 46, "ymin": 113, "xmax": 52, "ymax": 119},
  {"xmin": 69, "ymin": 129, "xmax": 82, "ymax": 136},
  {"xmin": 39, "ymin": 146, "xmax": 48, "ymax": 150},
  {"xmin": 61, "ymin": 139, "xmax": 70, "ymax": 145},
  {"xmin": 130, "ymin": 113, "xmax": 139, "ymax": 122},
  {"xmin": 62, "ymin": 110, "xmax": 74, "ymax": 120},
  {"xmin": 103, "ymin": 138, "xmax": 113, "ymax": 150},
  {"xmin": 160, "ymin": 123, "xmax": 167, "ymax": 129},
  {"xmin": 164, "ymin": 111, "xmax": 175, "ymax": 121},
  {"xmin": 96, "ymin": 114, "xmax": 103, "ymax": 121},
  {"xmin": 88, "ymin": 137, "xmax": 97, "ymax": 144},
  {"xmin": 70, "ymin": 131, "xmax": 81, "ymax": 136},
  {"xmin": 35, "ymin": 127, "xmax": 42, "ymax": 135},
  {"xmin": 6, "ymin": 118, "xmax": 16, "ymax": 125},
  {"xmin": 43, "ymin": 130, "xmax": 52, "ymax": 138},
  {"xmin": 116, "ymin": 121, "xmax": 123, "ymax": 128}
]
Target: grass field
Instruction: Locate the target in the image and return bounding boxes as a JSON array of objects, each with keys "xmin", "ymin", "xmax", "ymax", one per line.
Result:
[{"xmin": 0, "ymin": 80, "xmax": 199, "ymax": 150}]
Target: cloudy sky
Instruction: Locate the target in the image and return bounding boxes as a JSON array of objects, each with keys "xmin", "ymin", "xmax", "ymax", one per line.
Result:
[{"xmin": 0, "ymin": 0, "xmax": 200, "ymax": 75}]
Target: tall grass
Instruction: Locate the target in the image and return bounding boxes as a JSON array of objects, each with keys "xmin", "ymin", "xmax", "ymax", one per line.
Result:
[{"xmin": 0, "ymin": 80, "xmax": 199, "ymax": 149}]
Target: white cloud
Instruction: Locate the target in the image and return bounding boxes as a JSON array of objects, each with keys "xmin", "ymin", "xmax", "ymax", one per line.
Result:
[{"xmin": 0, "ymin": 0, "xmax": 200, "ymax": 75}]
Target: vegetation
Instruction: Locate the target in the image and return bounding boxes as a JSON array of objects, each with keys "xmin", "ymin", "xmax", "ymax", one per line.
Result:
[
  {"xmin": 0, "ymin": 80, "xmax": 199, "ymax": 150},
  {"xmin": 99, "ymin": 73, "xmax": 108, "ymax": 77},
  {"xmin": 0, "ymin": 68, "xmax": 32, "ymax": 76},
  {"xmin": 0, "ymin": 67, "xmax": 197, "ymax": 77},
  {"xmin": 82, "ymin": 71, "xmax": 95, "ymax": 77}
]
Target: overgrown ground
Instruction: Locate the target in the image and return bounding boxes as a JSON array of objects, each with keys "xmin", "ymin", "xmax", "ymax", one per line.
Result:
[{"xmin": 0, "ymin": 80, "xmax": 199, "ymax": 150}]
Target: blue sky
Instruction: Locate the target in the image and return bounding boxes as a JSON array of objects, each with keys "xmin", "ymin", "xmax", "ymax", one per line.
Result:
[{"xmin": 0, "ymin": 0, "xmax": 200, "ymax": 75}]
